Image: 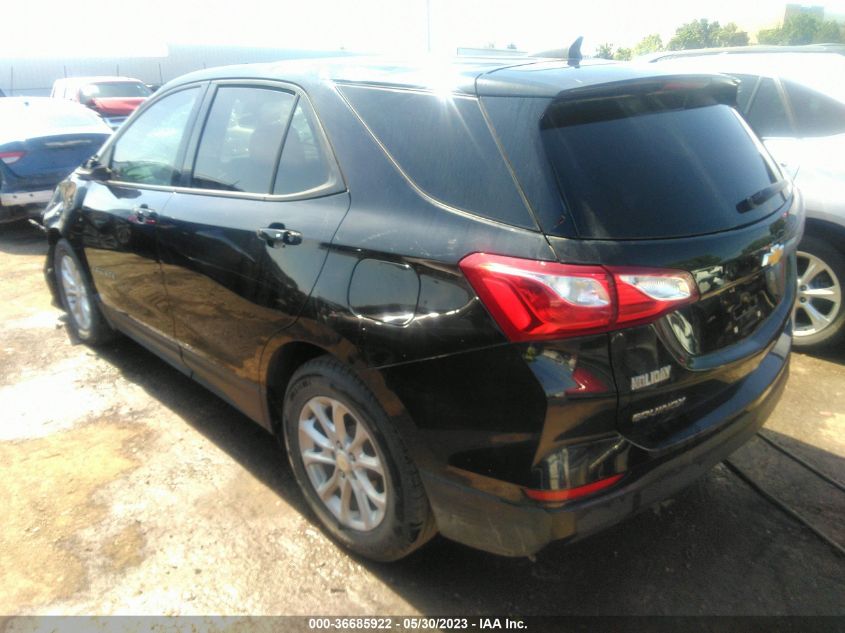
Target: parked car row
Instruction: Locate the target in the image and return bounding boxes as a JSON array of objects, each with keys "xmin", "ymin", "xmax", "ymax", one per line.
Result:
[
  {"xmin": 0, "ymin": 98, "xmax": 111, "ymax": 223},
  {"xmin": 0, "ymin": 75, "xmax": 155, "ymax": 224},
  {"xmin": 51, "ymin": 76, "xmax": 151, "ymax": 130}
]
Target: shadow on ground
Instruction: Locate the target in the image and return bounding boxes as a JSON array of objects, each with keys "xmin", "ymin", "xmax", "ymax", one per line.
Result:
[
  {"xmin": 85, "ymin": 334, "xmax": 845, "ymax": 616},
  {"xmin": 800, "ymin": 345, "xmax": 845, "ymax": 366},
  {"xmin": 0, "ymin": 221, "xmax": 47, "ymax": 257}
]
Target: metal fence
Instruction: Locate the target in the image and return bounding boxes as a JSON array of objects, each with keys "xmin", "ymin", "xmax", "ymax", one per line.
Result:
[{"xmin": 0, "ymin": 44, "xmax": 348, "ymax": 96}]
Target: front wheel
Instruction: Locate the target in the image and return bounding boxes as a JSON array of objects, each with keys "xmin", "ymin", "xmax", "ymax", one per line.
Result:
[
  {"xmin": 282, "ymin": 356, "xmax": 436, "ymax": 561},
  {"xmin": 792, "ymin": 235, "xmax": 845, "ymax": 350},
  {"xmin": 54, "ymin": 239, "xmax": 114, "ymax": 345}
]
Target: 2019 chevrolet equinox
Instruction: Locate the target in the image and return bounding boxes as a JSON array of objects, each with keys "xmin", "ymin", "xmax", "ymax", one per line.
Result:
[{"xmin": 42, "ymin": 57, "xmax": 803, "ymax": 561}]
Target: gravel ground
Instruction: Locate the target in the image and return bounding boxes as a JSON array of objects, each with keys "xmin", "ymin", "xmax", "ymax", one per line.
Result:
[{"xmin": 1, "ymin": 220, "xmax": 843, "ymax": 617}]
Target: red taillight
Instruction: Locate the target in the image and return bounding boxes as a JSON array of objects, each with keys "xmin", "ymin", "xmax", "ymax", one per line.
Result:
[
  {"xmin": 459, "ymin": 253, "xmax": 698, "ymax": 342},
  {"xmin": 523, "ymin": 473, "xmax": 624, "ymax": 503},
  {"xmin": 610, "ymin": 266, "xmax": 698, "ymax": 327},
  {"xmin": 0, "ymin": 151, "xmax": 25, "ymax": 165}
]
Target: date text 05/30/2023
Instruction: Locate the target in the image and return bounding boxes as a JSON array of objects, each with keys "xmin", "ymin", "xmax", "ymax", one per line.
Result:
[{"xmin": 307, "ymin": 617, "xmax": 528, "ymax": 630}]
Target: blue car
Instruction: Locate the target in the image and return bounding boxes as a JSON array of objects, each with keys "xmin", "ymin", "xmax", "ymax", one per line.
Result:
[{"xmin": 0, "ymin": 97, "xmax": 111, "ymax": 223}]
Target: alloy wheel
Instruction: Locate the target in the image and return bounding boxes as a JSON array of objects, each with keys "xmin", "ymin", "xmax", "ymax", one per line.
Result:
[
  {"xmin": 794, "ymin": 250, "xmax": 842, "ymax": 338},
  {"xmin": 298, "ymin": 396, "xmax": 388, "ymax": 531},
  {"xmin": 60, "ymin": 254, "xmax": 93, "ymax": 332}
]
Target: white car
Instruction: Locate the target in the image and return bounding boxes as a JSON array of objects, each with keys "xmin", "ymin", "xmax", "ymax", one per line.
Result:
[{"xmin": 651, "ymin": 51, "xmax": 845, "ymax": 350}]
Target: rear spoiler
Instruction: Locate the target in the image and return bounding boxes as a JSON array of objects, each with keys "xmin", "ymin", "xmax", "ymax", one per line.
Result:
[{"xmin": 541, "ymin": 74, "xmax": 739, "ymax": 128}]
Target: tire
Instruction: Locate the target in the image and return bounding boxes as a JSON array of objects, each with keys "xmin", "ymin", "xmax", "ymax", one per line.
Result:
[
  {"xmin": 54, "ymin": 239, "xmax": 114, "ymax": 345},
  {"xmin": 792, "ymin": 234, "xmax": 845, "ymax": 351},
  {"xmin": 282, "ymin": 356, "xmax": 436, "ymax": 561}
]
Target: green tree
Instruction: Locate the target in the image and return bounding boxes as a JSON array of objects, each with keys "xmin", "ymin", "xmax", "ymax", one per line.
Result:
[
  {"xmin": 816, "ymin": 20, "xmax": 844, "ymax": 42},
  {"xmin": 633, "ymin": 33, "xmax": 664, "ymax": 56},
  {"xmin": 757, "ymin": 26, "xmax": 785, "ymax": 44},
  {"xmin": 594, "ymin": 42, "xmax": 615, "ymax": 59},
  {"xmin": 757, "ymin": 14, "xmax": 845, "ymax": 45},
  {"xmin": 668, "ymin": 18, "xmax": 721, "ymax": 50},
  {"xmin": 613, "ymin": 47, "xmax": 633, "ymax": 61},
  {"xmin": 784, "ymin": 13, "xmax": 826, "ymax": 44},
  {"xmin": 715, "ymin": 22, "xmax": 749, "ymax": 46}
]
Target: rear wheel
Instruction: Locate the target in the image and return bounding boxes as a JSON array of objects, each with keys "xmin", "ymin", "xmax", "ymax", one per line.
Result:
[
  {"xmin": 282, "ymin": 356, "xmax": 436, "ymax": 561},
  {"xmin": 54, "ymin": 239, "xmax": 114, "ymax": 345},
  {"xmin": 792, "ymin": 235, "xmax": 845, "ymax": 350}
]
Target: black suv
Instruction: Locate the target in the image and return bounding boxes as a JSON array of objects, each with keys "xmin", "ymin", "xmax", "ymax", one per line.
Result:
[{"xmin": 43, "ymin": 57, "xmax": 802, "ymax": 561}]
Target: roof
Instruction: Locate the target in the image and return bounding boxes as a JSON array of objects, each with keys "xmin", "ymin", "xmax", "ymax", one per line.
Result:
[{"xmin": 163, "ymin": 55, "xmax": 726, "ymax": 99}]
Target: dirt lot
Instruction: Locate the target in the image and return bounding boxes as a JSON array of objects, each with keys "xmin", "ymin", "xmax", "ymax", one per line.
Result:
[{"xmin": 1, "ymin": 220, "xmax": 843, "ymax": 616}]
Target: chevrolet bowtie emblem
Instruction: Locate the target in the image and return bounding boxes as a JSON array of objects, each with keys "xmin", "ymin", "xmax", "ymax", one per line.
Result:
[{"xmin": 762, "ymin": 243, "xmax": 785, "ymax": 268}]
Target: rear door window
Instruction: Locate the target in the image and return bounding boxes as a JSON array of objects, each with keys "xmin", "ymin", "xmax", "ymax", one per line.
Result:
[
  {"xmin": 192, "ymin": 86, "xmax": 296, "ymax": 193},
  {"xmin": 783, "ymin": 81, "xmax": 845, "ymax": 137},
  {"xmin": 542, "ymin": 103, "xmax": 784, "ymax": 239}
]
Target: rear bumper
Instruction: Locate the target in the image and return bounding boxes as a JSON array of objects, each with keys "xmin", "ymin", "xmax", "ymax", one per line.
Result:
[
  {"xmin": 1, "ymin": 189, "xmax": 53, "ymax": 207},
  {"xmin": 421, "ymin": 331, "xmax": 791, "ymax": 557}
]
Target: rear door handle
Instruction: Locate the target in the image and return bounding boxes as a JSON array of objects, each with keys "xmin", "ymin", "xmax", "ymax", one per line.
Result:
[
  {"xmin": 257, "ymin": 227, "xmax": 302, "ymax": 247},
  {"xmin": 133, "ymin": 205, "xmax": 158, "ymax": 224}
]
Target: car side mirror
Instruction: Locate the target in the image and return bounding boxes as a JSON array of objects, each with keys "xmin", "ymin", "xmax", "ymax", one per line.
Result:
[{"xmin": 80, "ymin": 163, "xmax": 111, "ymax": 182}]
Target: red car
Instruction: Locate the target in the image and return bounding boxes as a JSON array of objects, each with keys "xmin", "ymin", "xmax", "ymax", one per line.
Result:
[{"xmin": 51, "ymin": 76, "xmax": 151, "ymax": 129}]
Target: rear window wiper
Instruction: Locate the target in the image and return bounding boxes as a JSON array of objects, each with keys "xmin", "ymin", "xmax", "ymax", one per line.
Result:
[{"xmin": 736, "ymin": 179, "xmax": 790, "ymax": 213}]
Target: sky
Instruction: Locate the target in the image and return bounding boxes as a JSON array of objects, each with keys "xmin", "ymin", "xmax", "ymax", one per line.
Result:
[{"xmin": 3, "ymin": 0, "xmax": 845, "ymax": 58}]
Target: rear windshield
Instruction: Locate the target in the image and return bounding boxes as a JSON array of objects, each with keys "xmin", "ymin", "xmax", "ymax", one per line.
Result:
[
  {"xmin": 542, "ymin": 103, "xmax": 784, "ymax": 239},
  {"xmin": 81, "ymin": 82, "xmax": 151, "ymax": 99}
]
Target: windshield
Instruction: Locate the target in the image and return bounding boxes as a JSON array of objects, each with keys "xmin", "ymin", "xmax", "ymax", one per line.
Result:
[
  {"xmin": 541, "ymin": 102, "xmax": 786, "ymax": 239},
  {"xmin": 81, "ymin": 81, "xmax": 151, "ymax": 99}
]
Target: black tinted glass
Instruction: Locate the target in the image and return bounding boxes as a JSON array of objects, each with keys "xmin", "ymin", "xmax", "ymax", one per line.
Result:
[
  {"xmin": 542, "ymin": 104, "xmax": 782, "ymax": 239},
  {"xmin": 192, "ymin": 86, "xmax": 295, "ymax": 193},
  {"xmin": 784, "ymin": 81, "xmax": 845, "ymax": 137},
  {"xmin": 340, "ymin": 86, "xmax": 534, "ymax": 229},
  {"xmin": 273, "ymin": 101, "xmax": 340, "ymax": 195},
  {"xmin": 745, "ymin": 78, "xmax": 792, "ymax": 137},
  {"xmin": 732, "ymin": 74, "xmax": 760, "ymax": 112},
  {"xmin": 111, "ymin": 88, "xmax": 199, "ymax": 186}
]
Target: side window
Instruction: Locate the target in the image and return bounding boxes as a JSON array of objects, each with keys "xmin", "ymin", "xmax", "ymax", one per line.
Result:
[
  {"xmin": 273, "ymin": 101, "xmax": 341, "ymax": 195},
  {"xmin": 111, "ymin": 88, "xmax": 199, "ymax": 186},
  {"xmin": 338, "ymin": 86, "xmax": 532, "ymax": 228},
  {"xmin": 783, "ymin": 81, "xmax": 845, "ymax": 137},
  {"xmin": 744, "ymin": 78, "xmax": 792, "ymax": 138},
  {"xmin": 731, "ymin": 74, "xmax": 760, "ymax": 112},
  {"xmin": 192, "ymin": 86, "xmax": 296, "ymax": 193}
]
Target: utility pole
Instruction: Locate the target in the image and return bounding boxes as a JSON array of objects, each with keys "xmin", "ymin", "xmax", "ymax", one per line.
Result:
[{"xmin": 426, "ymin": 0, "xmax": 432, "ymax": 52}]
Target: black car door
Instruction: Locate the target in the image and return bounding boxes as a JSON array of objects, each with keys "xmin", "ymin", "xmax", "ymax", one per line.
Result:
[
  {"xmin": 155, "ymin": 82, "xmax": 349, "ymax": 419},
  {"xmin": 81, "ymin": 85, "xmax": 205, "ymax": 363}
]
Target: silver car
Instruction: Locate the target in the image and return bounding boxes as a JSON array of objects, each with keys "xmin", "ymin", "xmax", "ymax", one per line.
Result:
[{"xmin": 651, "ymin": 51, "xmax": 845, "ymax": 350}]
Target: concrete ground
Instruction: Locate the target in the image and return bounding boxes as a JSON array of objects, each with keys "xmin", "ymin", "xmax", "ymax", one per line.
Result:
[{"xmin": 1, "ymin": 220, "xmax": 843, "ymax": 616}]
